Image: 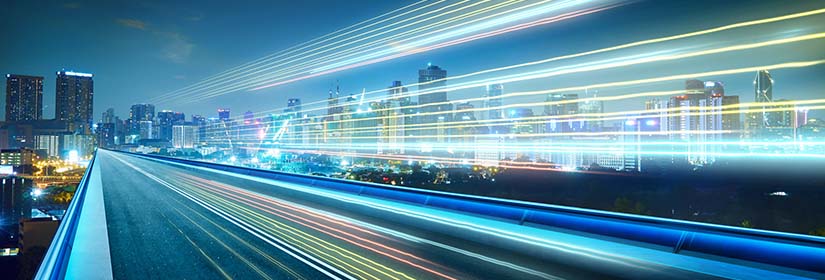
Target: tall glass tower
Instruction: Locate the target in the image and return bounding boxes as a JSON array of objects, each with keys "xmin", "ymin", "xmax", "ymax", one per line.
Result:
[{"xmin": 56, "ymin": 71, "xmax": 94, "ymax": 134}]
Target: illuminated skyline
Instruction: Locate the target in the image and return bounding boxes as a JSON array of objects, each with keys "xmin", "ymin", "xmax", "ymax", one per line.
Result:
[{"xmin": 2, "ymin": 0, "xmax": 825, "ymax": 121}]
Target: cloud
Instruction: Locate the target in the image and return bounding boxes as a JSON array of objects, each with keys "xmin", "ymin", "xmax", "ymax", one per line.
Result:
[
  {"xmin": 116, "ymin": 18, "xmax": 148, "ymax": 30},
  {"xmin": 63, "ymin": 2, "xmax": 80, "ymax": 9},
  {"xmin": 157, "ymin": 32, "xmax": 195, "ymax": 64},
  {"xmin": 114, "ymin": 18, "xmax": 194, "ymax": 63}
]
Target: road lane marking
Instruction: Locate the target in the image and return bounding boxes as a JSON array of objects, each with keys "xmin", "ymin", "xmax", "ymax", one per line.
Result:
[
  {"xmin": 163, "ymin": 217, "xmax": 233, "ymax": 280},
  {"xmin": 177, "ymin": 174, "xmax": 458, "ymax": 280},
  {"xmin": 107, "ymin": 151, "xmax": 354, "ymax": 280}
]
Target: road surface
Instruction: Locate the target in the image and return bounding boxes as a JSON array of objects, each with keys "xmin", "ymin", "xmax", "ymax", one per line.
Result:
[{"xmin": 95, "ymin": 150, "xmax": 727, "ymax": 279}]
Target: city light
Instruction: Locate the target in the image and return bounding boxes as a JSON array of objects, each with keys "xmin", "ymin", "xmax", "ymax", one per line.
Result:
[{"xmin": 9, "ymin": 2, "xmax": 825, "ymax": 279}]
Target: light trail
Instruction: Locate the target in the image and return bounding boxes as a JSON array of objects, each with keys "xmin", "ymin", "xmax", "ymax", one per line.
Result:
[
  {"xmin": 270, "ymin": 102, "xmax": 825, "ymax": 141},
  {"xmin": 200, "ymin": 76, "xmax": 825, "ymax": 140},
  {"xmin": 245, "ymin": 4, "xmax": 613, "ymax": 92},
  {"xmin": 184, "ymin": 0, "xmax": 501, "ymax": 100},
  {"xmin": 223, "ymin": 7, "xmax": 825, "ymax": 120},
  {"xmin": 180, "ymin": 174, "xmax": 459, "ymax": 280},
  {"xmin": 282, "ymin": 32, "xmax": 825, "ymax": 127},
  {"xmin": 168, "ymin": 174, "xmax": 401, "ymax": 280},
  {"xmin": 150, "ymin": 0, "xmax": 444, "ymax": 104},
  {"xmin": 171, "ymin": 202, "xmax": 308, "ymax": 280},
  {"xmin": 191, "ymin": 159, "xmax": 660, "ymax": 271},
  {"xmin": 154, "ymin": 0, "xmax": 608, "ymax": 104},
  {"xmin": 178, "ymin": 176, "xmax": 425, "ymax": 280},
  {"xmin": 197, "ymin": 27, "xmax": 825, "ymax": 130},
  {"xmin": 189, "ymin": 0, "xmax": 586, "ymax": 101},
  {"xmin": 152, "ymin": 0, "xmax": 434, "ymax": 102},
  {"xmin": 108, "ymin": 152, "xmax": 358, "ymax": 280}
]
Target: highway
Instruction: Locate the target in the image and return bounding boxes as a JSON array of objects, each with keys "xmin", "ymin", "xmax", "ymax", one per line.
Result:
[{"xmin": 93, "ymin": 149, "xmax": 761, "ymax": 279}]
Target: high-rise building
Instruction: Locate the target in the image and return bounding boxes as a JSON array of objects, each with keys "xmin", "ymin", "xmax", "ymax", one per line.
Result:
[
  {"xmin": 387, "ymin": 81, "xmax": 409, "ymax": 103},
  {"xmin": 5, "ymin": 74, "xmax": 44, "ymax": 121},
  {"xmin": 172, "ymin": 125, "xmax": 198, "ymax": 149},
  {"xmin": 720, "ymin": 95, "xmax": 741, "ymax": 138},
  {"xmin": 130, "ymin": 104, "xmax": 155, "ymax": 122},
  {"xmin": 157, "ymin": 110, "xmax": 185, "ymax": 141},
  {"xmin": 285, "ymin": 98, "xmax": 302, "ymax": 119},
  {"xmin": 243, "ymin": 111, "xmax": 255, "ymax": 124},
  {"xmin": 577, "ymin": 92, "xmax": 604, "ymax": 131},
  {"xmin": 484, "ymin": 84, "xmax": 503, "ymax": 120},
  {"xmin": 545, "ymin": 93, "xmax": 579, "ymax": 132},
  {"xmin": 0, "ymin": 176, "xmax": 32, "ymax": 243},
  {"xmin": 62, "ymin": 134, "xmax": 96, "ymax": 158},
  {"xmin": 418, "ymin": 63, "xmax": 447, "ymax": 105},
  {"xmin": 667, "ymin": 80, "xmax": 740, "ymax": 164},
  {"xmin": 35, "ymin": 135, "xmax": 60, "ymax": 159},
  {"xmin": 96, "ymin": 122, "xmax": 116, "ymax": 148},
  {"xmin": 218, "ymin": 108, "xmax": 231, "ymax": 121},
  {"xmin": 380, "ymin": 81, "xmax": 411, "ymax": 154},
  {"xmin": 418, "ymin": 64, "xmax": 452, "ymax": 140},
  {"xmin": 453, "ymin": 102, "xmax": 477, "ymax": 157},
  {"xmin": 129, "ymin": 103, "xmax": 155, "ymax": 136},
  {"xmin": 192, "ymin": 115, "xmax": 206, "ymax": 144},
  {"xmin": 101, "ymin": 108, "xmax": 116, "ymax": 124},
  {"xmin": 754, "ymin": 70, "xmax": 773, "ymax": 104},
  {"xmin": 139, "ymin": 120, "xmax": 154, "ymax": 140},
  {"xmin": 0, "ymin": 148, "xmax": 35, "ymax": 166},
  {"xmin": 55, "ymin": 71, "xmax": 94, "ymax": 134},
  {"xmin": 746, "ymin": 70, "xmax": 775, "ymax": 131},
  {"xmin": 506, "ymin": 108, "xmax": 537, "ymax": 134}
]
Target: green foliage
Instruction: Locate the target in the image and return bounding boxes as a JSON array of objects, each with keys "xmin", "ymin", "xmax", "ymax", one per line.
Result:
[
  {"xmin": 809, "ymin": 227, "xmax": 825, "ymax": 237},
  {"xmin": 613, "ymin": 197, "xmax": 646, "ymax": 215}
]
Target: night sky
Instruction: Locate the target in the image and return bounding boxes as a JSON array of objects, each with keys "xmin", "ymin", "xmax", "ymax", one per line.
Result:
[{"xmin": 2, "ymin": 0, "xmax": 824, "ymax": 121}]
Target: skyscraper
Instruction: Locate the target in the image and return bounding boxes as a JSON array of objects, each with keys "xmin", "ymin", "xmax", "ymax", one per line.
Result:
[
  {"xmin": 0, "ymin": 176, "xmax": 32, "ymax": 243},
  {"xmin": 485, "ymin": 84, "xmax": 503, "ymax": 120},
  {"xmin": 102, "ymin": 108, "xmax": 116, "ymax": 124},
  {"xmin": 218, "ymin": 108, "xmax": 231, "ymax": 121},
  {"xmin": 55, "ymin": 71, "xmax": 94, "ymax": 134},
  {"xmin": 130, "ymin": 104, "xmax": 155, "ymax": 122},
  {"xmin": 387, "ymin": 81, "xmax": 409, "ymax": 103},
  {"xmin": 754, "ymin": 70, "xmax": 773, "ymax": 104},
  {"xmin": 544, "ymin": 93, "xmax": 579, "ymax": 132},
  {"xmin": 129, "ymin": 103, "xmax": 155, "ymax": 135},
  {"xmin": 192, "ymin": 115, "xmax": 207, "ymax": 144},
  {"xmin": 285, "ymin": 98, "xmax": 302, "ymax": 119},
  {"xmin": 745, "ymin": 70, "xmax": 775, "ymax": 138},
  {"xmin": 418, "ymin": 63, "xmax": 447, "ymax": 106},
  {"xmin": 96, "ymin": 123, "xmax": 116, "ymax": 148},
  {"xmin": 157, "ymin": 110, "xmax": 185, "ymax": 141},
  {"xmin": 667, "ymin": 80, "xmax": 739, "ymax": 164},
  {"xmin": 577, "ymin": 92, "xmax": 604, "ymax": 131},
  {"xmin": 5, "ymin": 74, "xmax": 43, "ymax": 121},
  {"xmin": 172, "ymin": 125, "xmax": 198, "ymax": 148},
  {"xmin": 417, "ymin": 64, "xmax": 452, "ymax": 141}
]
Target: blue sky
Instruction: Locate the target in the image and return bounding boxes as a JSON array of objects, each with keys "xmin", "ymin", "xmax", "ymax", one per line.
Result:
[{"xmin": 2, "ymin": 0, "xmax": 824, "ymax": 121}]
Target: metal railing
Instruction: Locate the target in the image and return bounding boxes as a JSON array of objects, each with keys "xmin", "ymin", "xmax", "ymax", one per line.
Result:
[{"xmin": 35, "ymin": 150, "xmax": 98, "ymax": 280}]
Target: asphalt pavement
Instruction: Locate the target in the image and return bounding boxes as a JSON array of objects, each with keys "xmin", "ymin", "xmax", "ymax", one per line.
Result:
[{"xmin": 96, "ymin": 150, "xmax": 731, "ymax": 279}]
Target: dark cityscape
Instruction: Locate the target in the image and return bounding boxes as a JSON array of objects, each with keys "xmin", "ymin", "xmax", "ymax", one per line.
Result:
[{"xmin": 1, "ymin": 0, "xmax": 825, "ymax": 279}]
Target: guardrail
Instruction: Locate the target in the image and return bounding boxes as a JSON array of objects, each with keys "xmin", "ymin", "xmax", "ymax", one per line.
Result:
[
  {"xmin": 35, "ymin": 151, "xmax": 98, "ymax": 280},
  {"xmin": 115, "ymin": 150, "xmax": 825, "ymax": 275}
]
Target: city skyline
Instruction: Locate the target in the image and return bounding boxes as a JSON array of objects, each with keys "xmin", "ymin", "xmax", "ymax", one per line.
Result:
[
  {"xmin": 2, "ymin": 2, "xmax": 825, "ymax": 279},
  {"xmin": 2, "ymin": 1, "xmax": 825, "ymax": 121}
]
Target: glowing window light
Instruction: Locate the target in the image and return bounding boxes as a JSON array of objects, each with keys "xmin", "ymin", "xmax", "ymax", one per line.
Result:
[{"xmin": 60, "ymin": 71, "xmax": 93, "ymax": 77}]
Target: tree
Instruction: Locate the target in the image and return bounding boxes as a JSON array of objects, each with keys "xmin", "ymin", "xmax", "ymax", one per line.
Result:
[{"xmin": 809, "ymin": 227, "xmax": 825, "ymax": 237}]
